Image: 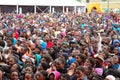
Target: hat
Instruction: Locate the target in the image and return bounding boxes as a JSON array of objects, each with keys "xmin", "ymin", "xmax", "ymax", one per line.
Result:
[
  {"xmin": 105, "ymin": 75, "xmax": 115, "ymax": 80},
  {"xmin": 63, "ymin": 42, "xmax": 69, "ymax": 46},
  {"xmin": 48, "ymin": 71, "xmax": 60, "ymax": 80},
  {"xmin": 61, "ymin": 53, "xmax": 68, "ymax": 60},
  {"xmin": 113, "ymin": 39, "xmax": 120, "ymax": 46},
  {"xmin": 95, "ymin": 68, "xmax": 103, "ymax": 76},
  {"xmin": 70, "ymin": 38, "xmax": 77, "ymax": 43},
  {"xmin": 94, "ymin": 54, "xmax": 104, "ymax": 62}
]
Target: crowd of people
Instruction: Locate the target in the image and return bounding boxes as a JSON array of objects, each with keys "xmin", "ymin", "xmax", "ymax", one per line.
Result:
[{"xmin": 0, "ymin": 11, "xmax": 120, "ymax": 80}]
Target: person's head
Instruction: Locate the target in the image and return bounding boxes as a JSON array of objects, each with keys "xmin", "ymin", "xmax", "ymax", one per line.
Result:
[
  {"xmin": 10, "ymin": 71, "xmax": 19, "ymax": 80},
  {"xmin": 55, "ymin": 58, "xmax": 65, "ymax": 70},
  {"xmin": 34, "ymin": 45, "xmax": 42, "ymax": 53},
  {"xmin": 91, "ymin": 74, "xmax": 103, "ymax": 80},
  {"xmin": 30, "ymin": 43, "xmax": 36, "ymax": 50},
  {"xmin": 48, "ymin": 71, "xmax": 60, "ymax": 80},
  {"xmin": 75, "ymin": 66, "xmax": 85, "ymax": 80},
  {"xmin": 25, "ymin": 58, "xmax": 34, "ymax": 66},
  {"xmin": 19, "ymin": 44, "xmax": 29, "ymax": 54},
  {"xmin": 8, "ymin": 56, "xmax": 18, "ymax": 66},
  {"xmin": 41, "ymin": 55, "xmax": 52, "ymax": 64},
  {"xmin": 72, "ymin": 50, "xmax": 80, "ymax": 57},
  {"xmin": 113, "ymin": 55, "xmax": 120, "ymax": 64},
  {"xmin": 113, "ymin": 47, "xmax": 119, "ymax": 55},
  {"xmin": 37, "ymin": 62, "xmax": 49, "ymax": 71},
  {"xmin": 59, "ymin": 53, "xmax": 68, "ymax": 61},
  {"xmin": 94, "ymin": 54, "xmax": 104, "ymax": 67},
  {"xmin": 48, "ymin": 73, "xmax": 55, "ymax": 80},
  {"xmin": 105, "ymin": 75, "xmax": 115, "ymax": 80},
  {"xmin": 76, "ymin": 54, "xmax": 86, "ymax": 65},
  {"xmin": 6, "ymin": 37, "xmax": 13, "ymax": 47},
  {"xmin": 59, "ymin": 74, "xmax": 70, "ymax": 80},
  {"xmin": 10, "ymin": 64, "xmax": 21, "ymax": 72},
  {"xmin": 69, "ymin": 62, "xmax": 79, "ymax": 70},
  {"xmin": 25, "ymin": 72, "xmax": 34, "ymax": 80},
  {"xmin": 25, "ymin": 65, "xmax": 33, "ymax": 73},
  {"xmin": 84, "ymin": 66, "xmax": 92, "ymax": 76},
  {"xmin": 84, "ymin": 47, "xmax": 90, "ymax": 57},
  {"xmin": 35, "ymin": 70, "xmax": 48, "ymax": 80},
  {"xmin": 85, "ymin": 57, "xmax": 95, "ymax": 67}
]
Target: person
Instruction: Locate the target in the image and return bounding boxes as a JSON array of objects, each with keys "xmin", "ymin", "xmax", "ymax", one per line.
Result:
[
  {"xmin": 67, "ymin": 62, "xmax": 79, "ymax": 76},
  {"xmin": 59, "ymin": 74, "xmax": 71, "ymax": 80},
  {"xmin": 0, "ymin": 10, "xmax": 120, "ymax": 80},
  {"xmin": 35, "ymin": 70, "xmax": 48, "ymax": 80},
  {"xmin": 24, "ymin": 72, "xmax": 34, "ymax": 80},
  {"xmin": 71, "ymin": 66, "xmax": 88, "ymax": 80},
  {"xmin": 10, "ymin": 71, "xmax": 19, "ymax": 80},
  {"xmin": 55, "ymin": 58, "xmax": 67, "ymax": 74}
]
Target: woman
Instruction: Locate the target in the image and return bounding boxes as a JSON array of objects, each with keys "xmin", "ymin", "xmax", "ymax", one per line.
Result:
[
  {"xmin": 113, "ymin": 55, "xmax": 120, "ymax": 71},
  {"xmin": 35, "ymin": 70, "xmax": 48, "ymax": 80},
  {"xmin": 84, "ymin": 57, "xmax": 95, "ymax": 68},
  {"xmin": 55, "ymin": 58, "xmax": 67, "ymax": 74},
  {"xmin": 76, "ymin": 54, "xmax": 86, "ymax": 66},
  {"xmin": 67, "ymin": 62, "xmax": 79, "ymax": 76},
  {"xmin": 24, "ymin": 72, "xmax": 34, "ymax": 80},
  {"xmin": 71, "ymin": 66, "xmax": 88, "ymax": 80},
  {"xmin": 10, "ymin": 71, "xmax": 19, "ymax": 80}
]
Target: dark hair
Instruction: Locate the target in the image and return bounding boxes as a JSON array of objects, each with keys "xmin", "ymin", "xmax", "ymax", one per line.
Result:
[
  {"xmin": 92, "ymin": 74, "xmax": 103, "ymax": 80},
  {"xmin": 60, "ymin": 74, "xmax": 70, "ymax": 80},
  {"xmin": 10, "ymin": 70, "xmax": 20, "ymax": 79},
  {"xmin": 76, "ymin": 66, "xmax": 85, "ymax": 73},
  {"xmin": 42, "ymin": 55, "xmax": 52, "ymax": 64},
  {"xmin": 77, "ymin": 54, "xmax": 86, "ymax": 63},
  {"xmin": 35, "ymin": 70, "xmax": 48, "ymax": 80},
  {"xmin": 40, "ymin": 62, "xmax": 49, "ymax": 70},
  {"xmin": 10, "ymin": 56, "xmax": 18, "ymax": 63},
  {"xmin": 87, "ymin": 57, "xmax": 95, "ymax": 67},
  {"xmin": 55, "ymin": 58, "xmax": 65, "ymax": 65},
  {"xmin": 25, "ymin": 72, "xmax": 34, "ymax": 78},
  {"xmin": 0, "ymin": 40, "xmax": 5, "ymax": 47}
]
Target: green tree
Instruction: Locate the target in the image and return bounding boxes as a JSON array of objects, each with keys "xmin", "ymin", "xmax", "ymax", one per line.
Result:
[
  {"xmin": 102, "ymin": 0, "xmax": 107, "ymax": 1},
  {"xmin": 76, "ymin": 0, "xmax": 81, "ymax": 2}
]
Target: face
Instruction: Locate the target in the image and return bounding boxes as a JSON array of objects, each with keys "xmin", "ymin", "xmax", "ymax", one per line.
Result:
[
  {"xmin": 75, "ymin": 69, "xmax": 84, "ymax": 79},
  {"xmin": 25, "ymin": 67, "xmax": 33, "ymax": 73},
  {"xmin": 85, "ymin": 59, "xmax": 92, "ymax": 67},
  {"xmin": 7, "ymin": 40, "xmax": 12, "ymax": 47},
  {"xmin": 113, "ymin": 48, "xmax": 119, "ymax": 55},
  {"xmin": 36, "ymin": 73, "xmax": 44, "ymax": 80},
  {"xmin": 25, "ymin": 59, "xmax": 33, "ymax": 65},
  {"xmin": 25, "ymin": 73, "xmax": 33, "ymax": 80},
  {"xmin": 49, "ymin": 74, "xmax": 55, "ymax": 80},
  {"xmin": 11, "ymin": 64, "xmax": 18, "ymax": 71},
  {"xmin": 50, "ymin": 48, "xmax": 54, "ymax": 53},
  {"xmin": 9, "ymin": 58, "xmax": 16, "ymax": 66},
  {"xmin": 55, "ymin": 60, "xmax": 64, "ymax": 69},
  {"xmin": 113, "ymin": 55, "xmax": 119, "ymax": 64},
  {"xmin": 84, "ymin": 48, "xmax": 89, "ymax": 53},
  {"xmin": 11, "ymin": 72, "xmax": 19, "ymax": 80},
  {"xmin": 76, "ymin": 56, "xmax": 82, "ymax": 63},
  {"xmin": 70, "ymin": 63, "xmax": 77, "ymax": 69},
  {"xmin": 41, "ymin": 58, "xmax": 47, "ymax": 63}
]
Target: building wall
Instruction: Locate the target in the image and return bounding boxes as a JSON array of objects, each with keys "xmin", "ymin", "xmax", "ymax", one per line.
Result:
[{"xmin": 83, "ymin": 0, "xmax": 120, "ymax": 9}]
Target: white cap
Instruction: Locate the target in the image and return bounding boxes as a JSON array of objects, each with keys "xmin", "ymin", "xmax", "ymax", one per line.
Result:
[{"xmin": 105, "ymin": 75, "xmax": 115, "ymax": 80}]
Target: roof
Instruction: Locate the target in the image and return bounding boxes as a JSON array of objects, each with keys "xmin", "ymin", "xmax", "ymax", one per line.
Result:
[{"xmin": 0, "ymin": 0, "xmax": 86, "ymax": 6}]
